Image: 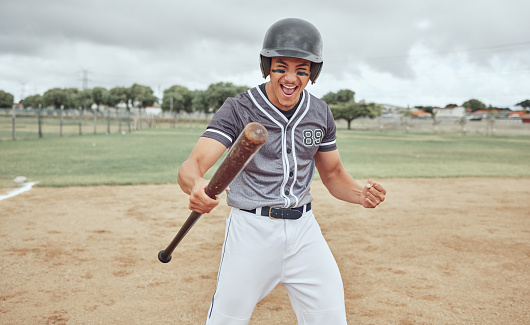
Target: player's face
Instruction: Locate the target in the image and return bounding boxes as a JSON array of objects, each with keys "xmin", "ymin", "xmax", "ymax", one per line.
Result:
[{"xmin": 266, "ymin": 57, "xmax": 311, "ymax": 110}]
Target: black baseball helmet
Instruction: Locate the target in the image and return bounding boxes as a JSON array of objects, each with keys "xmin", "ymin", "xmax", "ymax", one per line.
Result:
[{"xmin": 260, "ymin": 18, "xmax": 323, "ymax": 84}]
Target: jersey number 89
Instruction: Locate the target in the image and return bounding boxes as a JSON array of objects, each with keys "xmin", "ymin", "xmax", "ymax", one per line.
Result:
[{"xmin": 303, "ymin": 129, "xmax": 323, "ymax": 147}]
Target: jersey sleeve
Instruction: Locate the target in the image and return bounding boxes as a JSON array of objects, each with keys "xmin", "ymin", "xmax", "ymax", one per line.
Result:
[
  {"xmin": 318, "ymin": 105, "xmax": 337, "ymax": 152},
  {"xmin": 202, "ymin": 98, "xmax": 245, "ymax": 148}
]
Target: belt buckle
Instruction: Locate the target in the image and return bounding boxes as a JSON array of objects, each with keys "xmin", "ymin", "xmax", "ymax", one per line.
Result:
[{"xmin": 268, "ymin": 207, "xmax": 281, "ymax": 219}]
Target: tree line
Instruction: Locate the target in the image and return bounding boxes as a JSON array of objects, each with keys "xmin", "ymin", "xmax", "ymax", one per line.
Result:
[
  {"xmin": 1, "ymin": 85, "xmax": 529, "ymax": 129},
  {"xmin": 0, "ymin": 83, "xmax": 250, "ymax": 113},
  {"xmin": 0, "ymin": 84, "xmax": 381, "ymax": 129},
  {"xmin": 416, "ymin": 98, "xmax": 530, "ymax": 114}
]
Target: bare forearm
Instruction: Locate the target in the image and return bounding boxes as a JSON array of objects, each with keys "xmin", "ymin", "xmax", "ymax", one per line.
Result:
[
  {"xmin": 177, "ymin": 137, "xmax": 227, "ymax": 214},
  {"xmin": 320, "ymin": 168, "xmax": 364, "ymax": 205},
  {"xmin": 315, "ymin": 150, "xmax": 386, "ymax": 209},
  {"xmin": 177, "ymin": 159, "xmax": 207, "ymax": 195},
  {"xmin": 177, "ymin": 137, "xmax": 227, "ymax": 195}
]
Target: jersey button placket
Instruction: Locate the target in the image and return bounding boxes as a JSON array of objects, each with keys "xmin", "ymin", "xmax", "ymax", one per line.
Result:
[{"xmin": 284, "ymin": 148, "xmax": 293, "ymax": 195}]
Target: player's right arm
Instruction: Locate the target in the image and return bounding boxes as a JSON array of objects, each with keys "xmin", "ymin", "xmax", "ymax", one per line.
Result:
[{"xmin": 178, "ymin": 137, "xmax": 227, "ymax": 214}]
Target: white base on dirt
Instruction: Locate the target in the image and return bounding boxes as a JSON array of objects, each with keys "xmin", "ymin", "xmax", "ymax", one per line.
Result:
[{"xmin": 0, "ymin": 181, "xmax": 38, "ymax": 201}]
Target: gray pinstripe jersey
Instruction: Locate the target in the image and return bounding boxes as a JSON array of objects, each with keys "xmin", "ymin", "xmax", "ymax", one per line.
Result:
[{"xmin": 202, "ymin": 86, "xmax": 337, "ymax": 210}]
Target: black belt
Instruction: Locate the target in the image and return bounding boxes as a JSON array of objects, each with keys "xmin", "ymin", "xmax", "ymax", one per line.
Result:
[{"xmin": 241, "ymin": 202, "xmax": 311, "ymax": 220}]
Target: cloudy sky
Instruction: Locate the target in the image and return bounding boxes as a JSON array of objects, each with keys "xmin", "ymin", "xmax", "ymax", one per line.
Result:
[{"xmin": 1, "ymin": 0, "xmax": 529, "ymax": 109}]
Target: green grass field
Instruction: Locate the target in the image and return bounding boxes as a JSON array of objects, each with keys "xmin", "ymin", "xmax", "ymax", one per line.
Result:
[
  {"xmin": 335, "ymin": 131, "xmax": 530, "ymax": 178},
  {"xmin": 1, "ymin": 126, "xmax": 529, "ymax": 188}
]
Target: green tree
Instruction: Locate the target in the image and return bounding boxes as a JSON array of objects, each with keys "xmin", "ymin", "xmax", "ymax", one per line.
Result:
[
  {"xmin": 64, "ymin": 88, "xmax": 79, "ymax": 108},
  {"xmin": 322, "ymin": 89, "xmax": 379, "ymax": 129},
  {"xmin": 0, "ymin": 90, "xmax": 15, "ymax": 108},
  {"xmin": 75, "ymin": 89, "xmax": 94, "ymax": 109},
  {"xmin": 330, "ymin": 102, "xmax": 382, "ymax": 129},
  {"xmin": 108, "ymin": 87, "xmax": 129, "ymax": 108},
  {"xmin": 129, "ymin": 83, "xmax": 157, "ymax": 107},
  {"xmin": 43, "ymin": 88, "xmax": 68, "ymax": 108},
  {"xmin": 321, "ymin": 89, "xmax": 355, "ymax": 105},
  {"xmin": 462, "ymin": 99, "xmax": 486, "ymax": 112},
  {"xmin": 161, "ymin": 85, "xmax": 193, "ymax": 113},
  {"xmin": 191, "ymin": 90, "xmax": 208, "ymax": 112},
  {"xmin": 92, "ymin": 87, "xmax": 109, "ymax": 106},
  {"xmin": 22, "ymin": 94, "xmax": 43, "ymax": 108},
  {"xmin": 203, "ymin": 82, "xmax": 249, "ymax": 112},
  {"xmin": 515, "ymin": 99, "xmax": 530, "ymax": 112}
]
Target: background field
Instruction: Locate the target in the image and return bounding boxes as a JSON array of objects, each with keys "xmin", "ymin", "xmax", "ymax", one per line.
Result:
[{"xmin": 1, "ymin": 123, "xmax": 530, "ymax": 188}]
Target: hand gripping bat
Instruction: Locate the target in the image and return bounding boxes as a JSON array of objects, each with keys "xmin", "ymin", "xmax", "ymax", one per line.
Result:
[{"xmin": 158, "ymin": 122, "xmax": 268, "ymax": 263}]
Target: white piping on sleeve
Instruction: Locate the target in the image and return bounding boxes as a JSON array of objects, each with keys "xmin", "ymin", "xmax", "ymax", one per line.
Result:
[
  {"xmin": 205, "ymin": 128, "xmax": 233, "ymax": 143},
  {"xmin": 320, "ymin": 140, "xmax": 337, "ymax": 147}
]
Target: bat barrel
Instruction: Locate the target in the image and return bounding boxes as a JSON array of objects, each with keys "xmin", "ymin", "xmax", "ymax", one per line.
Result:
[{"xmin": 204, "ymin": 122, "xmax": 268, "ymax": 198}]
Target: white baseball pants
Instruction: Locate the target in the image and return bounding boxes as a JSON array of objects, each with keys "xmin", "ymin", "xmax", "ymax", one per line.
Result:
[{"xmin": 205, "ymin": 207, "xmax": 347, "ymax": 325}]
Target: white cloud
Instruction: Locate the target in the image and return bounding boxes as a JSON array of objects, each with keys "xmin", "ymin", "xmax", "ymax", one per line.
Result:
[
  {"xmin": 315, "ymin": 42, "xmax": 530, "ymax": 109},
  {"xmin": 415, "ymin": 20, "xmax": 432, "ymax": 30},
  {"xmin": 1, "ymin": 0, "xmax": 529, "ymax": 108}
]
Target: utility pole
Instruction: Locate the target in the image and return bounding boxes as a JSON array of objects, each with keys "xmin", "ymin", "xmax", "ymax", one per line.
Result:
[{"xmin": 81, "ymin": 69, "xmax": 89, "ymax": 90}]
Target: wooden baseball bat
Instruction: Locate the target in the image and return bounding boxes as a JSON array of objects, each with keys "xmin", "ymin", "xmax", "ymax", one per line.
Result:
[{"xmin": 158, "ymin": 122, "xmax": 268, "ymax": 263}]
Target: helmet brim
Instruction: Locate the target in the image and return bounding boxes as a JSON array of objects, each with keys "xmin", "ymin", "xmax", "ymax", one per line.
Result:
[{"xmin": 260, "ymin": 48, "xmax": 323, "ymax": 63}]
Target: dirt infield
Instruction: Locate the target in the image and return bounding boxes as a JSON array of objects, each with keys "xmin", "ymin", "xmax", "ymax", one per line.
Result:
[{"xmin": 1, "ymin": 178, "xmax": 529, "ymax": 324}]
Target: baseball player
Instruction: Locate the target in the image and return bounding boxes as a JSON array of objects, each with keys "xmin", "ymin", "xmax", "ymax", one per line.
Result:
[{"xmin": 178, "ymin": 18, "xmax": 386, "ymax": 325}]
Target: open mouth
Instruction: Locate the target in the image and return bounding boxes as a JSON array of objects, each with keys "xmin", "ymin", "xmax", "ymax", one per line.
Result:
[{"xmin": 281, "ymin": 84, "xmax": 298, "ymax": 96}]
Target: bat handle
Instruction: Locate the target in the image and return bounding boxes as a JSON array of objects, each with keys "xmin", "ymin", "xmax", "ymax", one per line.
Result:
[
  {"xmin": 158, "ymin": 249, "xmax": 172, "ymax": 263},
  {"xmin": 158, "ymin": 211, "xmax": 203, "ymax": 263}
]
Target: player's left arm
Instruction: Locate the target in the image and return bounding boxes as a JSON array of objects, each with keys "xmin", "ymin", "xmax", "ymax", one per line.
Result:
[{"xmin": 315, "ymin": 149, "xmax": 386, "ymax": 208}]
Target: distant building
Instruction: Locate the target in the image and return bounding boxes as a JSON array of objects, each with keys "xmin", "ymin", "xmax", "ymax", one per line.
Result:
[
  {"xmin": 508, "ymin": 111, "xmax": 526, "ymax": 119},
  {"xmin": 437, "ymin": 106, "xmax": 466, "ymax": 119},
  {"xmin": 466, "ymin": 110, "xmax": 499, "ymax": 121},
  {"xmin": 377, "ymin": 103, "xmax": 407, "ymax": 118},
  {"xmin": 411, "ymin": 108, "xmax": 430, "ymax": 118}
]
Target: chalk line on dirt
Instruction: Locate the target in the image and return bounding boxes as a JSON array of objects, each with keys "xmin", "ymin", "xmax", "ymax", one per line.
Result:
[{"xmin": 0, "ymin": 182, "xmax": 38, "ymax": 201}]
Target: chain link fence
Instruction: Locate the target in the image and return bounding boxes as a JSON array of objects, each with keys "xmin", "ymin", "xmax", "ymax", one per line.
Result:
[
  {"xmin": 335, "ymin": 116, "xmax": 530, "ymax": 136},
  {"xmin": 2, "ymin": 107, "xmax": 530, "ymax": 140},
  {"xmin": 0, "ymin": 107, "xmax": 214, "ymax": 140}
]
